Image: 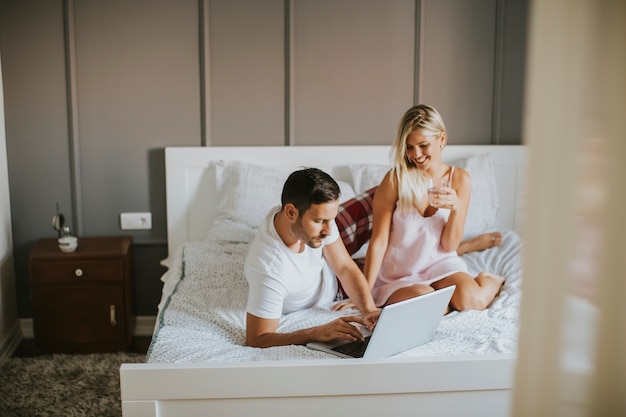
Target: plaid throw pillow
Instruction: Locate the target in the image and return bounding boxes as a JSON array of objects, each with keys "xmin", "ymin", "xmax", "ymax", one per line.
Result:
[{"xmin": 335, "ymin": 186, "xmax": 378, "ymax": 256}]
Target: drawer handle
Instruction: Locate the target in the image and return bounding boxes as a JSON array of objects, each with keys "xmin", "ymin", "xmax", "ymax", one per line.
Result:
[
  {"xmin": 110, "ymin": 305, "xmax": 117, "ymax": 326},
  {"xmin": 74, "ymin": 268, "xmax": 83, "ymax": 277}
]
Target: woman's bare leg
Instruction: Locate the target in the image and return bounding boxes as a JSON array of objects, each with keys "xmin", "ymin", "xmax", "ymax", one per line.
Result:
[
  {"xmin": 385, "ymin": 284, "xmax": 434, "ymax": 306},
  {"xmin": 457, "ymin": 232, "xmax": 502, "ymax": 256}
]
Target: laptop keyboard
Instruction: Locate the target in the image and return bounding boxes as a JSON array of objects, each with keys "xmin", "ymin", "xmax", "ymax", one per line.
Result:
[{"xmin": 331, "ymin": 335, "xmax": 372, "ymax": 358}]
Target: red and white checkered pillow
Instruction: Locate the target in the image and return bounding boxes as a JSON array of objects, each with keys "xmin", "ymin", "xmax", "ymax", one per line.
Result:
[{"xmin": 335, "ymin": 186, "xmax": 378, "ymax": 256}]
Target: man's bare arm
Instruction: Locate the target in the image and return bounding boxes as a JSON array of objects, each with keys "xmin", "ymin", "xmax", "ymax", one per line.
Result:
[
  {"xmin": 323, "ymin": 239, "xmax": 380, "ymax": 326},
  {"xmin": 245, "ymin": 313, "xmax": 366, "ymax": 348}
]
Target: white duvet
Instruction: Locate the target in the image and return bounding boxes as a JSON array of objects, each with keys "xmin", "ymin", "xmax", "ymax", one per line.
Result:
[{"xmin": 146, "ymin": 220, "xmax": 524, "ymax": 363}]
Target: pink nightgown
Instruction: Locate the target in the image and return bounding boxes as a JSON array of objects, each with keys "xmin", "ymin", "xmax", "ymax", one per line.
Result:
[{"xmin": 372, "ymin": 167, "xmax": 468, "ymax": 306}]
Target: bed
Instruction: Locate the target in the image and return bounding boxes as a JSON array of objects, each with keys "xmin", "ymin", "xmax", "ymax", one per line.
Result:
[{"xmin": 120, "ymin": 144, "xmax": 527, "ymax": 417}]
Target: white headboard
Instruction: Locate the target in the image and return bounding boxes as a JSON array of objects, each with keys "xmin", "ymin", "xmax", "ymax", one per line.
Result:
[{"xmin": 165, "ymin": 145, "xmax": 527, "ymax": 256}]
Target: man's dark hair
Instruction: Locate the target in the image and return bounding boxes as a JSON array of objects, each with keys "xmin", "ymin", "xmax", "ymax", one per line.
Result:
[{"xmin": 281, "ymin": 167, "xmax": 341, "ymax": 215}]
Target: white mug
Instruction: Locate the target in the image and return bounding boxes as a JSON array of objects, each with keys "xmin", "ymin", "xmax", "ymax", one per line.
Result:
[{"xmin": 58, "ymin": 236, "xmax": 78, "ymax": 253}]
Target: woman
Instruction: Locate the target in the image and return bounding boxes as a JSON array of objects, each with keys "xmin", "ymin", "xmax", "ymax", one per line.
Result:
[{"xmin": 364, "ymin": 105, "xmax": 504, "ymax": 310}]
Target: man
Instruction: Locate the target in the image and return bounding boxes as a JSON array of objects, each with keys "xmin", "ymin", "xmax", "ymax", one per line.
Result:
[{"xmin": 244, "ymin": 167, "xmax": 380, "ymax": 348}]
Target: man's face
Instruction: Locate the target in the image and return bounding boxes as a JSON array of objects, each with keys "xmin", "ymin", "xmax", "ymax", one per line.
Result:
[{"xmin": 291, "ymin": 200, "xmax": 339, "ymax": 249}]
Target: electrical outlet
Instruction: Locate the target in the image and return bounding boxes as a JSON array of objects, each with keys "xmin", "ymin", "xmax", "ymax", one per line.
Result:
[{"xmin": 120, "ymin": 212, "xmax": 152, "ymax": 230}]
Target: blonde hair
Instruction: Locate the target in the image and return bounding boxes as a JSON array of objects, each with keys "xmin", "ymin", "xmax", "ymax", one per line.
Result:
[{"xmin": 388, "ymin": 105, "xmax": 447, "ymax": 211}]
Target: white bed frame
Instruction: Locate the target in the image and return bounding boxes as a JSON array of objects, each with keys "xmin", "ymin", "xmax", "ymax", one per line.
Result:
[{"xmin": 121, "ymin": 145, "xmax": 527, "ymax": 417}]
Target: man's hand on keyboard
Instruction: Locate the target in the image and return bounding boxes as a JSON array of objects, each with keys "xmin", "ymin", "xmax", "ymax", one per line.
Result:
[{"xmin": 313, "ymin": 315, "xmax": 366, "ymax": 342}]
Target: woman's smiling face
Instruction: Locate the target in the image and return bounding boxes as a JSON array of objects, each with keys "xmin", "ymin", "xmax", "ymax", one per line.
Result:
[{"xmin": 405, "ymin": 131, "xmax": 443, "ymax": 170}]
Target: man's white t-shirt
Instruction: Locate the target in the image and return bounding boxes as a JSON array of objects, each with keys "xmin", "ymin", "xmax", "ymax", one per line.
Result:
[{"xmin": 244, "ymin": 205, "xmax": 340, "ymax": 319}]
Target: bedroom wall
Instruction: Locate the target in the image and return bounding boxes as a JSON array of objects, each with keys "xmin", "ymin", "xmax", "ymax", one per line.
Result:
[
  {"xmin": 0, "ymin": 0, "xmax": 528, "ymax": 321},
  {"xmin": 0, "ymin": 51, "xmax": 21, "ymax": 358}
]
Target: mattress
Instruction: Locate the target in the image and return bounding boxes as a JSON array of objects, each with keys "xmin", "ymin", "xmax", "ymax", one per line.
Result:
[{"xmin": 146, "ymin": 219, "xmax": 524, "ymax": 363}]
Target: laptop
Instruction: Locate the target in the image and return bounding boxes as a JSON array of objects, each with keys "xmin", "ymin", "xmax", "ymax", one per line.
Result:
[{"xmin": 307, "ymin": 285, "xmax": 455, "ymax": 359}]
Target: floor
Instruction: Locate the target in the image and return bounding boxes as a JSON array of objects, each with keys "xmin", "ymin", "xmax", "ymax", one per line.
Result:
[{"xmin": 11, "ymin": 336, "xmax": 152, "ymax": 358}]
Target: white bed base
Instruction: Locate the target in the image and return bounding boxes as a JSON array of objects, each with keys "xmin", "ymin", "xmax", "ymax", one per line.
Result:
[{"xmin": 121, "ymin": 145, "xmax": 526, "ymax": 417}]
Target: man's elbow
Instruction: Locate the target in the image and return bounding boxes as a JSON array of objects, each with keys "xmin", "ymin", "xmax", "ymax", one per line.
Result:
[
  {"xmin": 245, "ymin": 336, "xmax": 263, "ymax": 348},
  {"xmin": 245, "ymin": 333, "xmax": 275, "ymax": 348}
]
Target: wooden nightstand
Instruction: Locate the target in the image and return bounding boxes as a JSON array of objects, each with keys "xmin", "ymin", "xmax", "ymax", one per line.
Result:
[{"xmin": 28, "ymin": 236, "xmax": 134, "ymax": 353}]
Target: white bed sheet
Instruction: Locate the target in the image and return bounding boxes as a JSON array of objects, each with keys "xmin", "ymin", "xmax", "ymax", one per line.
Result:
[{"xmin": 146, "ymin": 220, "xmax": 523, "ymax": 363}]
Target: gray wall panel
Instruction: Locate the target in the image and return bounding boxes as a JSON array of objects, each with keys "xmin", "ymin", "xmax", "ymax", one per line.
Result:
[
  {"xmin": 74, "ymin": 0, "xmax": 200, "ymax": 240},
  {"xmin": 0, "ymin": 0, "xmax": 72, "ymax": 317},
  {"xmin": 208, "ymin": 0, "xmax": 284, "ymax": 146},
  {"xmin": 420, "ymin": 0, "xmax": 497, "ymax": 144},
  {"xmin": 292, "ymin": 0, "xmax": 415, "ymax": 145},
  {"xmin": 499, "ymin": 0, "xmax": 528, "ymax": 145},
  {"xmin": 0, "ymin": 27, "xmax": 19, "ymax": 351}
]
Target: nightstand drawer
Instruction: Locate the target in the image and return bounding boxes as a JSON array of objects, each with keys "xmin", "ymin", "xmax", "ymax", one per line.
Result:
[{"xmin": 30, "ymin": 259, "xmax": 124, "ymax": 284}]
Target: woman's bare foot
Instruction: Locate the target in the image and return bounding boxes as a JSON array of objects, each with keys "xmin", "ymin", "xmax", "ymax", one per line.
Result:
[
  {"xmin": 478, "ymin": 271, "xmax": 505, "ymax": 285},
  {"xmin": 457, "ymin": 232, "xmax": 502, "ymax": 255},
  {"xmin": 476, "ymin": 272, "xmax": 506, "ymax": 304}
]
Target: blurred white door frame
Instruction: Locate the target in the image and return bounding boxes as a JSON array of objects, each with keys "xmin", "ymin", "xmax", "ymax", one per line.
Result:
[{"xmin": 514, "ymin": 1, "xmax": 626, "ymax": 416}]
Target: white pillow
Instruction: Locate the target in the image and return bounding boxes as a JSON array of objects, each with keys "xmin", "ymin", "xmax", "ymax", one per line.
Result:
[
  {"xmin": 207, "ymin": 218, "xmax": 257, "ymax": 244},
  {"xmin": 348, "ymin": 153, "xmax": 499, "ymax": 240},
  {"xmin": 214, "ymin": 160, "xmax": 356, "ymax": 229},
  {"xmin": 455, "ymin": 153, "xmax": 500, "ymax": 239},
  {"xmin": 337, "ymin": 180, "xmax": 356, "ymax": 202},
  {"xmin": 349, "ymin": 163, "xmax": 391, "ymax": 194}
]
